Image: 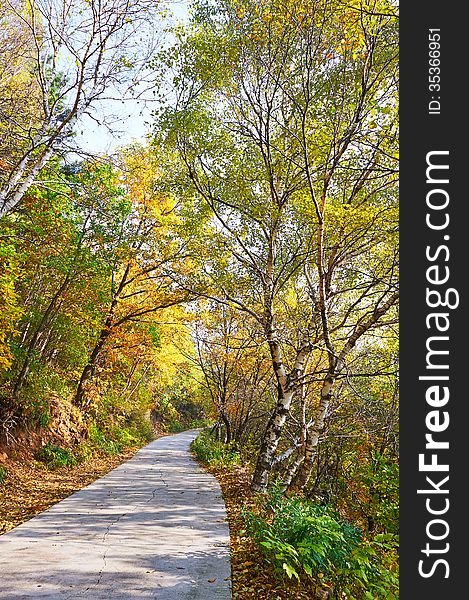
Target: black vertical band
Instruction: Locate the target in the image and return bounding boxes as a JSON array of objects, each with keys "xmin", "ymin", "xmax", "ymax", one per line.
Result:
[{"xmin": 400, "ymin": 3, "xmax": 466, "ymax": 597}]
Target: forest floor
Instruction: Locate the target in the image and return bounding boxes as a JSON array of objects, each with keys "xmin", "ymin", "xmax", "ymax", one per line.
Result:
[
  {"xmin": 205, "ymin": 462, "xmax": 325, "ymax": 600},
  {"xmin": 0, "ymin": 444, "xmax": 140, "ymax": 534}
]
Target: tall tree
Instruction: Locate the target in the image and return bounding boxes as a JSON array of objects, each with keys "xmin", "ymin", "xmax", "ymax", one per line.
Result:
[
  {"xmin": 0, "ymin": 0, "xmax": 160, "ymax": 217},
  {"xmin": 155, "ymin": 0, "xmax": 399, "ymax": 491},
  {"xmin": 74, "ymin": 145, "xmax": 194, "ymax": 408}
]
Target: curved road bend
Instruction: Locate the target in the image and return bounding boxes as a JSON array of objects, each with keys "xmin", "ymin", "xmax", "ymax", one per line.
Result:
[{"xmin": 0, "ymin": 430, "xmax": 231, "ymax": 599}]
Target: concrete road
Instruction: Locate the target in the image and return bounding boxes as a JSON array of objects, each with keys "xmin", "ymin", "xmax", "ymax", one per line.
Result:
[{"xmin": 0, "ymin": 430, "xmax": 231, "ymax": 599}]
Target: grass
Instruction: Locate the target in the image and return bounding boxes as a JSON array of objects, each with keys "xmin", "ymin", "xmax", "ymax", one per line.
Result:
[{"xmin": 191, "ymin": 428, "xmax": 240, "ymax": 468}]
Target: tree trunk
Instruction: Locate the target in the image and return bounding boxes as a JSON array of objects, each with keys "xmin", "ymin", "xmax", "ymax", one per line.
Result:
[
  {"xmin": 251, "ymin": 315, "xmax": 291, "ymax": 492},
  {"xmin": 251, "ymin": 386, "xmax": 294, "ymax": 492},
  {"xmin": 293, "ymin": 376, "xmax": 335, "ymax": 490},
  {"xmin": 282, "ymin": 387, "xmax": 308, "ymax": 490},
  {"xmin": 220, "ymin": 411, "xmax": 232, "ymax": 444},
  {"xmin": 74, "ymin": 319, "xmax": 112, "ymax": 408},
  {"xmin": 251, "ymin": 326, "xmax": 312, "ymax": 492},
  {"xmin": 74, "ymin": 264, "xmax": 131, "ymax": 408},
  {"xmin": 292, "ymin": 291, "xmax": 400, "ymax": 491},
  {"xmin": 0, "ymin": 142, "xmax": 56, "ymax": 217},
  {"xmin": 13, "ymin": 274, "xmax": 71, "ymax": 397}
]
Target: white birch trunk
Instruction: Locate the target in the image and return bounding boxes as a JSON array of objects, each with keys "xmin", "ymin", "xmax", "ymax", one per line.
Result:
[
  {"xmin": 294, "ymin": 377, "xmax": 334, "ymax": 490},
  {"xmin": 251, "ymin": 331, "xmax": 311, "ymax": 492}
]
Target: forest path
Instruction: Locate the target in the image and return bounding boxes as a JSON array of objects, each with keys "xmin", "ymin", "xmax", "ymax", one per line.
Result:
[{"xmin": 0, "ymin": 430, "xmax": 231, "ymax": 599}]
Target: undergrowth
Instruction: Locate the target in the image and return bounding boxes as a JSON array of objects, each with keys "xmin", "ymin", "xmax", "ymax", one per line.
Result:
[
  {"xmin": 37, "ymin": 442, "xmax": 76, "ymax": 469},
  {"xmin": 191, "ymin": 429, "xmax": 240, "ymax": 468},
  {"xmin": 243, "ymin": 484, "xmax": 399, "ymax": 599},
  {"xmin": 36, "ymin": 420, "xmax": 155, "ymax": 470},
  {"xmin": 192, "ymin": 430, "xmax": 398, "ymax": 597},
  {"xmin": 0, "ymin": 465, "xmax": 8, "ymax": 484}
]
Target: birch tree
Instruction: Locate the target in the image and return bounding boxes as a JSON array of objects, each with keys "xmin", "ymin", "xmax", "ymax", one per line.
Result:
[
  {"xmin": 155, "ymin": 0, "xmax": 399, "ymax": 491},
  {"xmin": 0, "ymin": 0, "xmax": 159, "ymax": 218}
]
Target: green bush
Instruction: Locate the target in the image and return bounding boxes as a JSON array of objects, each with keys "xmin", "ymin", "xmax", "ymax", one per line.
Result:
[
  {"xmin": 72, "ymin": 442, "xmax": 93, "ymax": 464},
  {"xmin": 189, "ymin": 418, "xmax": 213, "ymax": 429},
  {"xmin": 125, "ymin": 413, "xmax": 155, "ymax": 443},
  {"xmin": 88, "ymin": 424, "xmax": 124, "ymax": 455},
  {"xmin": 335, "ymin": 533, "xmax": 399, "ymax": 599},
  {"xmin": 30, "ymin": 399, "xmax": 52, "ymax": 428},
  {"xmin": 191, "ymin": 429, "xmax": 240, "ymax": 468},
  {"xmin": 243, "ymin": 485, "xmax": 398, "ymax": 598},
  {"xmin": 87, "ymin": 420, "xmax": 153, "ymax": 455},
  {"xmin": 359, "ymin": 452, "xmax": 399, "ymax": 535},
  {"xmin": 0, "ymin": 465, "xmax": 8, "ymax": 484},
  {"xmin": 15, "ymin": 362, "xmax": 73, "ymax": 426},
  {"xmin": 168, "ymin": 420, "xmax": 184, "ymax": 433},
  {"xmin": 37, "ymin": 442, "xmax": 76, "ymax": 469}
]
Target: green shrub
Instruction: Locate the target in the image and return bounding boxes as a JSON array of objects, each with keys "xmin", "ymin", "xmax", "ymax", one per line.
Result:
[
  {"xmin": 37, "ymin": 442, "xmax": 76, "ymax": 469},
  {"xmin": 73, "ymin": 442, "xmax": 93, "ymax": 464},
  {"xmin": 125, "ymin": 413, "xmax": 155, "ymax": 443},
  {"xmin": 0, "ymin": 466, "xmax": 8, "ymax": 484},
  {"xmin": 189, "ymin": 418, "xmax": 213, "ymax": 429},
  {"xmin": 359, "ymin": 452, "xmax": 399, "ymax": 535},
  {"xmin": 335, "ymin": 533, "xmax": 399, "ymax": 599},
  {"xmin": 191, "ymin": 429, "xmax": 240, "ymax": 468},
  {"xmin": 88, "ymin": 424, "xmax": 123, "ymax": 455},
  {"xmin": 30, "ymin": 399, "xmax": 51, "ymax": 428},
  {"xmin": 15, "ymin": 363, "xmax": 73, "ymax": 425},
  {"xmin": 168, "ymin": 420, "xmax": 184, "ymax": 433},
  {"xmin": 87, "ymin": 421, "xmax": 152, "ymax": 455},
  {"xmin": 243, "ymin": 485, "xmax": 398, "ymax": 598}
]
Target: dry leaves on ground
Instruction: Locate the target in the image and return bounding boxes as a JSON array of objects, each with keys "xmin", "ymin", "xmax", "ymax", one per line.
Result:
[
  {"xmin": 0, "ymin": 447, "xmax": 138, "ymax": 534},
  {"xmin": 207, "ymin": 463, "xmax": 322, "ymax": 600}
]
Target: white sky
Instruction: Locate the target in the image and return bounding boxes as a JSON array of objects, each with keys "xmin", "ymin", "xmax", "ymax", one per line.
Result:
[{"xmin": 74, "ymin": 1, "xmax": 189, "ymax": 155}]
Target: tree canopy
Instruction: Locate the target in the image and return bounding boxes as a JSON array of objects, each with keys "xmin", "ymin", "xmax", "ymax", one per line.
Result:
[{"xmin": 0, "ymin": 1, "xmax": 399, "ymax": 596}]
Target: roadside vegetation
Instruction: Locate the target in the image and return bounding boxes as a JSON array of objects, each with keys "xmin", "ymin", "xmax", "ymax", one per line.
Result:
[
  {"xmin": 1, "ymin": 0, "xmax": 398, "ymax": 596},
  {"xmin": 192, "ymin": 429, "xmax": 398, "ymax": 599}
]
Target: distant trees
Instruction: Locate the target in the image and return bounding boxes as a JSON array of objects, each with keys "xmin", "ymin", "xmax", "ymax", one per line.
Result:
[
  {"xmin": 192, "ymin": 304, "xmax": 272, "ymax": 445},
  {"xmin": 0, "ymin": 150, "xmax": 200, "ymax": 444}
]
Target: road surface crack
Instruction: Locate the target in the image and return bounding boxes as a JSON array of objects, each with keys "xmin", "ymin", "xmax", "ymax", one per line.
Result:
[
  {"xmin": 65, "ymin": 511, "xmax": 128, "ymax": 598},
  {"xmin": 94, "ymin": 511, "xmax": 128, "ymax": 586}
]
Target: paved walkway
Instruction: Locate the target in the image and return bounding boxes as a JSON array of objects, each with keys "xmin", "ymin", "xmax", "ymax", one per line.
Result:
[{"xmin": 0, "ymin": 430, "xmax": 231, "ymax": 599}]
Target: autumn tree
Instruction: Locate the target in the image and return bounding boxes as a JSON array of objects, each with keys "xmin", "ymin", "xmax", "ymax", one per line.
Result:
[
  {"xmin": 74, "ymin": 145, "xmax": 195, "ymax": 408},
  {"xmin": 0, "ymin": 0, "xmax": 160, "ymax": 218},
  {"xmin": 0, "ymin": 234, "xmax": 21, "ymax": 372},
  {"xmin": 154, "ymin": 0, "xmax": 399, "ymax": 491},
  {"xmin": 0, "ymin": 146, "xmax": 201, "ymax": 445},
  {"xmin": 7, "ymin": 161, "xmax": 131, "ymax": 399},
  {"xmin": 0, "ymin": 0, "xmax": 42, "ymax": 179},
  {"xmin": 191, "ymin": 304, "xmax": 272, "ymax": 445}
]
